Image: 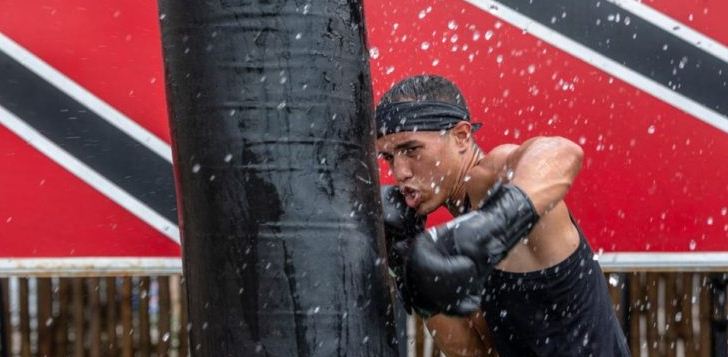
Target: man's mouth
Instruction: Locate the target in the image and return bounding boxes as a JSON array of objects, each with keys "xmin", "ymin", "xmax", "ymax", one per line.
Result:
[{"xmin": 401, "ymin": 186, "xmax": 422, "ymax": 208}]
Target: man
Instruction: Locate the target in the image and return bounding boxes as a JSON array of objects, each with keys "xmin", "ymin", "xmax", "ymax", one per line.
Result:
[{"xmin": 378, "ymin": 75, "xmax": 629, "ymax": 356}]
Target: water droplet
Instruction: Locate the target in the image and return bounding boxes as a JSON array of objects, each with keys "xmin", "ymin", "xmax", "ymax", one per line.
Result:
[
  {"xmin": 448, "ymin": 20, "xmax": 458, "ymax": 30},
  {"xmin": 647, "ymin": 125, "xmax": 656, "ymax": 134},
  {"xmin": 500, "ymin": 309, "xmax": 508, "ymax": 318},
  {"xmin": 224, "ymin": 153, "xmax": 233, "ymax": 162},
  {"xmin": 432, "ymin": 59, "xmax": 440, "ymax": 66},
  {"xmin": 721, "ymin": 207, "xmax": 727, "ymax": 216},
  {"xmin": 368, "ymin": 47, "xmax": 380, "ymax": 59},
  {"xmin": 420, "ymin": 41, "xmax": 431, "ymax": 50},
  {"xmin": 496, "ymin": 55, "xmax": 504, "ymax": 64},
  {"xmin": 303, "ymin": 4, "xmax": 311, "ymax": 14},
  {"xmin": 707, "ymin": 217, "xmax": 714, "ymax": 225},
  {"xmin": 385, "ymin": 66, "xmax": 395, "ymax": 75},
  {"xmin": 362, "ymin": 336, "xmax": 369, "ymax": 344},
  {"xmin": 418, "ymin": 9, "xmax": 427, "ymax": 19},
  {"xmin": 527, "ymin": 64, "xmax": 536, "ymax": 74},
  {"xmin": 192, "ymin": 164, "xmax": 201, "ymax": 173},
  {"xmin": 162, "ymin": 332, "xmax": 170, "ymax": 342},
  {"xmin": 689, "ymin": 240, "xmax": 697, "ymax": 250},
  {"xmin": 45, "ymin": 318, "xmax": 53, "ymax": 327},
  {"xmin": 609, "ymin": 275, "xmax": 619, "ymax": 287},
  {"xmin": 295, "ymin": 33, "xmax": 302, "ymax": 40},
  {"xmin": 578, "ymin": 136, "xmax": 587, "ymax": 145},
  {"xmin": 484, "ymin": 30, "xmax": 494, "ymax": 40}
]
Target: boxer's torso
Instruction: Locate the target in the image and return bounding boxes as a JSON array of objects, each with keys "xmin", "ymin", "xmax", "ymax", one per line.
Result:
[{"xmin": 447, "ymin": 147, "xmax": 630, "ymax": 356}]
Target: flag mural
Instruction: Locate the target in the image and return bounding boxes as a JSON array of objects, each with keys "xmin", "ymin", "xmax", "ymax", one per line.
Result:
[
  {"xmin": 0, "ymin": 1, "xmax": 179, "ymax": 274},
  {"xmin": 1, "ymin": 0, "xmax": 727, "ymax": 274}
]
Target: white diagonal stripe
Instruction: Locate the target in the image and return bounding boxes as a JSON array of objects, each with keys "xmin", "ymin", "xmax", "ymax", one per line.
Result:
[
  {"xmin": 607, "ymin": 0, "xmax": 728, "ymax": 65},
  {"xmin": 0, "ymin": 32, "xmax": 173, "ymax": 163},
  {"xmin": 0, "ymin": 104, "xmax": 180, "ymax": 244},
  {"xmin": 463, "ymin": 0, "xmax": 728, "ymax": 134}
]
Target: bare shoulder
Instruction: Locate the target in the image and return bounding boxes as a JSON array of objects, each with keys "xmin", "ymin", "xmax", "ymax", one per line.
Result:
[{"xmin": 485, "ymin": 143, "xmax": 519, "ymax": 171}]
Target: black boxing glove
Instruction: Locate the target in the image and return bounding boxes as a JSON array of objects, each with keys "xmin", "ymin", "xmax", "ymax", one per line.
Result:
[
  {"xmin": 433, "ymin": 182, "xmax": 540, "ymax": 278},
  {"xmin": 400, "ymin": 182, "xmax": 540, "ymax": 316},
  {"xmin": 380, "ymin": 186, "xmax": 426, "ymax": 314},
  {"xmin": 393, "ymin": 234, "xmax": 482, "ymax": 317}
]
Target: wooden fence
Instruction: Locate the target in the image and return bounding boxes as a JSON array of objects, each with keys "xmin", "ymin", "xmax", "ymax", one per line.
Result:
[
  {"xmin": 1, "ymin": 273, "xmax": 727, "ymax": 356},
  {"xmin": 1, "ymin": 276, "xmax": 188, "ymax": 357}
]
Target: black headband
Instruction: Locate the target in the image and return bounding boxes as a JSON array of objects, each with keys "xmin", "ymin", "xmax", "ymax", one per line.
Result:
[{"xmin": 375, "ymin": 100, "xmax": 481, "ymax": 138}]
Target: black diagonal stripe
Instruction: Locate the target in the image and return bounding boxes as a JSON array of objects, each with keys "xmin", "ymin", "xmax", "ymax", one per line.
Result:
[
  {"xmin": 496, "ymin": 0, "xmax": 728, "ymax": 118},
  {"xmin": 0, "ymin": 50, "xmax": 178, "ymax": 224}
]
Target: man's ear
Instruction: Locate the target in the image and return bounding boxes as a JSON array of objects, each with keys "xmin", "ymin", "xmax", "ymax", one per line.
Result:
[{"xmin": 450, "ymin": 121, "xmax": 472, "ymax": 153}]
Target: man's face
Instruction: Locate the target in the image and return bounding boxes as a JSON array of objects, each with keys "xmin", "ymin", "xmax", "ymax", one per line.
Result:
[{"xmin": 377, "ymin": 130, "xmax": 463, "ymax": 215}]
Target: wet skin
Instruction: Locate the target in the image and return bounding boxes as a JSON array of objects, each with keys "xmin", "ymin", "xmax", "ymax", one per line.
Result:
[{"xmin": 377, "ymin": 122, "xmax": 584, "ymax": 356}]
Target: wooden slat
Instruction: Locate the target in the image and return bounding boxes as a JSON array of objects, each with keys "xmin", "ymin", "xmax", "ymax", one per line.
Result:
[
  {"xmin": 121, "ymin": 277, "xmax": 133, "ymax": 357},
  {"xmin": 19, "ymin": 278, "xmax": 31, "ymax": 357},
  {"xmin": 53, "ymin": 279, "xmax": 70, "ymax": 357},
  {"xmin": 646, "ymin": 273, "xmax": 661, "ymax": 356},
  {"xmin": 88, "ymin": 278, "xmax": 102, "ymax": 357},
  {"xmin": 2, "ymin": 278, "xmax": 12, "ymax": 357},
  {"xmin": 711, "ymin": 275, "xmax": 728, "ymax": 357},
  {"xmin": 105, "ymin": 277, "xmax": 117, "ymax": 356},
  {"xmin": 628, "ymin": 272, "xmax": 643, "ymax": 355},
  {"xmin": 138, "ymin": 277, "xmax": 151, "ymax": 356},
  {"xmin": 415, "ymin": 316, "xmax": 425, "ymax": 357},
  {"xmin": 36, "ymin": 278, "xmax": 53, "ymax": 357},
  {"xmin": 699, "ymin": 275, "xmax": 711, "ymax": 357},
  {"xmin": 665, "ymin": 273, "xmax": 678, "ymax": 357},
  {"xmin": 681, "ymin": 273, "xmax": 697, "ymax": 357},
  {"xmin": 72, "ymin": 278, "xmax": 85, "ymax": 357},
  {"xmin": 157, "ymin": 276, "xmax": 171, "ymax": 356}
]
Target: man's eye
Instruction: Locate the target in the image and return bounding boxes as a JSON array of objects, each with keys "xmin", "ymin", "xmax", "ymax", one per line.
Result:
[
  {"xmin": 379, "ymin": 153, "xmax": 394, "ymax": 162},
  {"xmin": 402, "ymin": 147, "xmax": 419, "ymax": 156}
]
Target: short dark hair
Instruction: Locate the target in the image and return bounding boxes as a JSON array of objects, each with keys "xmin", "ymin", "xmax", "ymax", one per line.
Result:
[{"xmin": 378, "ymin": 75, "xmax": 468, "ymax": 113}]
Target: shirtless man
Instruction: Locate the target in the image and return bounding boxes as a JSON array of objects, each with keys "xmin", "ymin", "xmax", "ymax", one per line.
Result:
[{"xmin": 378, "ymin": 75, "xmax": 629, "ymax": 356}]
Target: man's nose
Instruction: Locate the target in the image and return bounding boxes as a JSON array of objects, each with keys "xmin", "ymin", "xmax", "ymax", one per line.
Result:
[{"xmin": 392, "ymin": 158, "xmax": 413, "ymax": 183}]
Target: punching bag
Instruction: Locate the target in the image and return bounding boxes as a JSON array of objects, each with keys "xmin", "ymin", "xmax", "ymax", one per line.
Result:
[{"xmin": 157, "ymin": 0, "xmax": 397, "ymax": 356}]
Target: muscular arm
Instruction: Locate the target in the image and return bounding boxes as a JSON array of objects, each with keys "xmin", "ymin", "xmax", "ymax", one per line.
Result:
[{"xmin": 490, "ymin": 136, "xmax": 583, "ymax": 216}]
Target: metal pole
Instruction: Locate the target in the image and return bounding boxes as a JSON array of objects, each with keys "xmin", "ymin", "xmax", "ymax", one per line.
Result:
[{"xmin": 157, "ymin": 1, "xmax": 397, "ymax": 355}]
